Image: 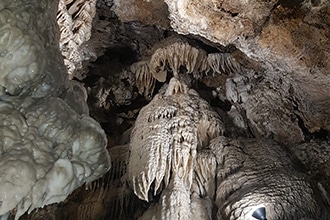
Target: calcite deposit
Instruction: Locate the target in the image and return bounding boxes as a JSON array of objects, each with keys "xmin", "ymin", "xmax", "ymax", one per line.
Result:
[
  {"xmin": 0, "ymin": 1, "xmax": 110, "ymax": 219},
  {"xmin": 1, "ymin": 0, "xmax": 330, "ymax": 219}
]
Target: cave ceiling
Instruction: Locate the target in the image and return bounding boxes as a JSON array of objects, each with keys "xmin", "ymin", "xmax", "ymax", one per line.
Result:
[{"xmin": 2, "ymin": 0, "xmax": 330, "ymax": 219}]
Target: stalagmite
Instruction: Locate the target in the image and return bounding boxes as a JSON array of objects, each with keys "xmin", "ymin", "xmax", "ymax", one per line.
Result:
[{"xmin": 128, "ymin": 77, "xmax": 224, "ymax": 218}]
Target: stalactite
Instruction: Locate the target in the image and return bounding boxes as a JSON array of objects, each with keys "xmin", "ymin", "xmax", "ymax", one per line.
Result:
[{"xmin": 128, "ymin": 77, "xmax": 224, "ymax": 218}]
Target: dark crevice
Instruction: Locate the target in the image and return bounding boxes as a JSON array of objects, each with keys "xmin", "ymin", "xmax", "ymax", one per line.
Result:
[
  {"xmin": 215, "ymin": 5, "xmax": 240, "ymax": 19},
  {"xmin": 98, "ymin": 94, "xmax": 149, "ymax": 136},
  {"xmin": 288, "ymin": 86, "xmax": 328, "ymax": 141},
  {"xmin": 66, "ymin": 1, "xmax": 74, "ymax": 11},
  {"xmin": 295, "ymin": 113, "xmax": 313, "ymax": 141},
  {"xmin": 186, "ymin": 33, "xmax": 236, "ymax": 53},
  {"xmin": 211, "ymin": 98, "xmax": 232, "ymax": 112},
  {"xmin": 311, "ymin": 128, "xmax": 329, "ymax": 140},
  {"xmin": 279, "ymin": 0, "xmax": 304, "ymax": 8},
  {"xmin": 254, "ymin": 0, "xmax": 280, "ymax": 35},
  {"xmin": 295, "ymin": 112, "xmax": 329, "ymax": 141},
  {"xmin": 147, "ymin": 180, "xmax": 162, "ymax": 204}
]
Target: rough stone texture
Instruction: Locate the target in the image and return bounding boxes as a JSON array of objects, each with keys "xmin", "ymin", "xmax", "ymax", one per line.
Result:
[
  {"xmin": 57, "ymin": 0, "xmax": 97, "ymax": 78},
  {"xmin": 0, "ymin": 0, "xmax": 67, "ymax": 97},
  {"xmin": 3, "ymin": 0, "xmax": 330, "ymax": 219},
  {"xmin": 113, "ymin": 0, "xmax": 170, "ymax": 28},
  {"xmin": 164, "ymin": 0, "xmax": 276, "ymax": 45},
  {"xmin": 245, "ymin": 81, "xmax": 305, "ymax": 143},
  {"xmin": 0, "ymin": 1, "xmax": 110, "ymax": 219},
  {"xmin": 210, "ymin": 136, "xmax": 328, "ymax": 220},
  {"xmin": 165, "ymin": 0, "xmax": 330, "ymax": 136}
]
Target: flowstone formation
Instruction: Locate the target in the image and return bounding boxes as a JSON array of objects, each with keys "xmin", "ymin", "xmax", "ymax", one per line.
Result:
[
  {"xmin": 3, "ymin": 0, "xmax": 330, "ymax": 219},
  {"xmin": 0, "ymin": 1, "xmax": 110, "ymax": 219},
  {"xmin": 129, "ymin": 77, "xmax": 224, "ymax": 219}
]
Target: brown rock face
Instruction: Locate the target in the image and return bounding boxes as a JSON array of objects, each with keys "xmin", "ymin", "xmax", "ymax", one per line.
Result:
[
  {"xmin": 3, "ymin": 0, "xmax": 330, "ymax": 219},
  {"xmin": 165, "ymin": 0, "xmax": 276, "ymax": 45},
  {"xmin": 166, "ymin": 0, "xmax": 330, "ymax": 134},
  {"xmin": 113, "ymin": 0, "xmax": 170, "ymax": 28}
]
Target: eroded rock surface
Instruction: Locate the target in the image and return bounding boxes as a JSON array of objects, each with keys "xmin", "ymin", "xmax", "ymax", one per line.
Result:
[
  {"xmin": 0, "ymin": 1, "xmax": 110, "ymax": 219},
  {"xmin": 3, "ymin": 0, "xmax": 330, "ymax": 219}
]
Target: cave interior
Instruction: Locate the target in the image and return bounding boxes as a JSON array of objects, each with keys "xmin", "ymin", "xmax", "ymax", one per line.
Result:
[{"xmin": 1, "ymin": 0, "xmax": 330, "ymax": 219}]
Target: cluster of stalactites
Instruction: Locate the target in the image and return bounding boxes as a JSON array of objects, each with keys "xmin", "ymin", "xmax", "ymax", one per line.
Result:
[
  {"xmin": 130, "ymin": 40, "xmax": 242, "ymax": 97},
  {"xmin": 57, "ymin": 0, "xmax": 96, "ymax": 78},
  {"xmin": 128, "ymin": 77, "xmax": 225, "ymax": 219}
]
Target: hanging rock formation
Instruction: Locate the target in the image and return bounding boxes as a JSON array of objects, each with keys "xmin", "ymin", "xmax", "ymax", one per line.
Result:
[{"xmin": 1, "ymin": 0, "xmax": 330, "ymax": 219}]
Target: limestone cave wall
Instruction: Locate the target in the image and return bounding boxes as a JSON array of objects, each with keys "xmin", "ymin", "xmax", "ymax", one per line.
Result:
[{"xmin": 1, "ymin": 0, "xmax": 330, "ymax": 219}]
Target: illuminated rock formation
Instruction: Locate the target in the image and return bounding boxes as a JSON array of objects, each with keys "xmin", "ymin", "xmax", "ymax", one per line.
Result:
[
  {"xmin": 0, "ymin": 1, "xmax": 110, "ymax": 219},
  {"xmin": 1, "ymin": 0, "xmax": 330, "ymax": 219}
]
